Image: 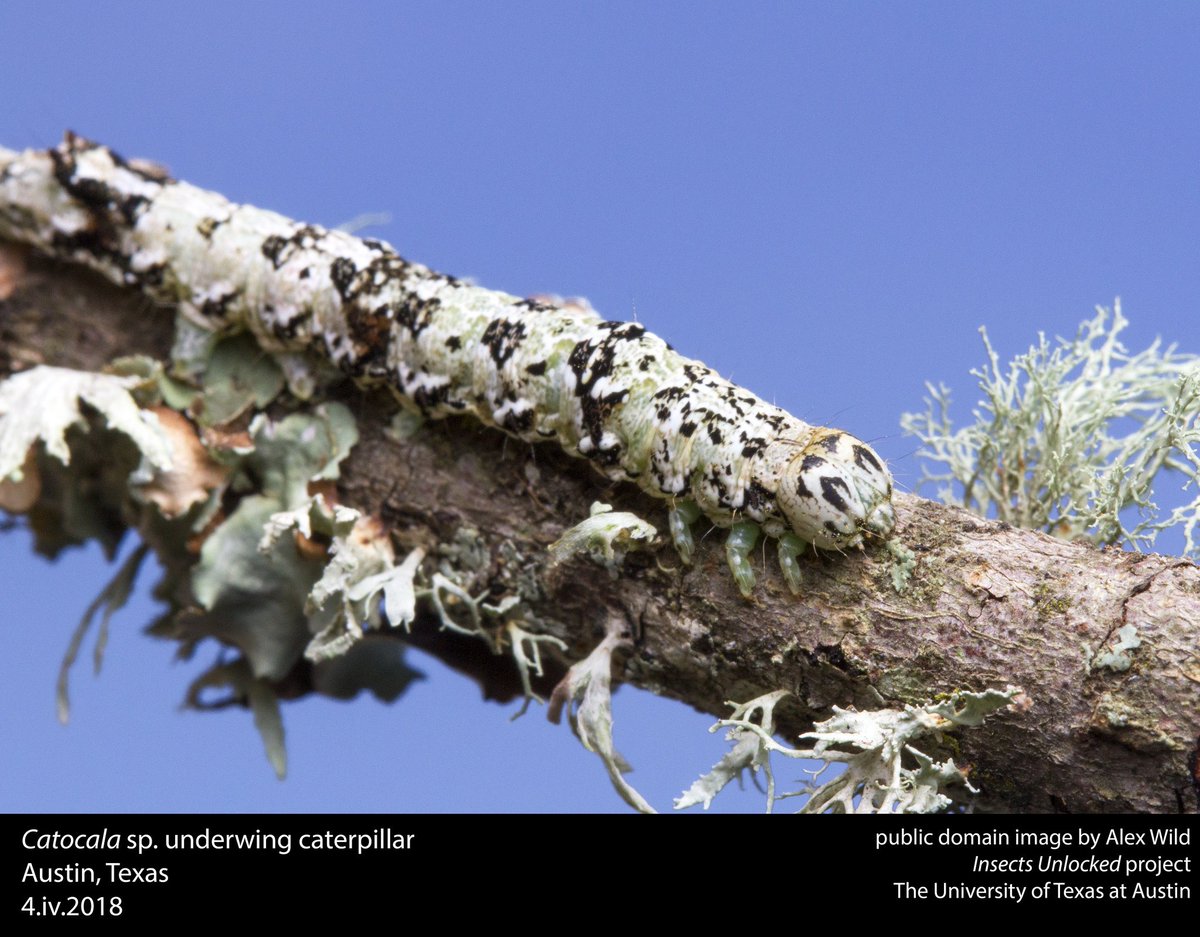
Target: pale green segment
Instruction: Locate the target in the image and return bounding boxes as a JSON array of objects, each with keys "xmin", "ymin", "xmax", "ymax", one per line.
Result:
[
  {"xmin": 668, "ymin": 501, "xmax": 702, "ymax": 565},
  {"xmin": 724, "ymin": 520, "xmax": 761, "ymax": 598},
  {"xmin": 777, "ymin": 533, "xmax": 806, "ymax": 595}
]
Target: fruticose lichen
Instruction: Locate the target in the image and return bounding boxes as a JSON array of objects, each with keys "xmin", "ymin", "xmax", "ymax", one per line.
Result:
[
  {"xmin": 902, "ymin": 302, "xmax": 1200, "ymax": 556},
  {"xmin": 676, "ymin": 686, "xmax": 1020, "ymax": 814}
]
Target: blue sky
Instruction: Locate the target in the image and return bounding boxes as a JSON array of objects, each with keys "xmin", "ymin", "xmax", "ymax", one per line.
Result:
[{"xmin": 1, "ymin": 3, "xmax": 1198, "ymax": 812}]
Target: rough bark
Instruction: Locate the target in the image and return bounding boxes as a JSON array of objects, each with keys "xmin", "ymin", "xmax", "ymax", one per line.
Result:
[
  {"xmin": 1, "ymin": 148, "xmax": 1197, "ymax": 814},
  {"xmin": 3, "ymin": 245, "xmax": 1197, "ymax": 814}
]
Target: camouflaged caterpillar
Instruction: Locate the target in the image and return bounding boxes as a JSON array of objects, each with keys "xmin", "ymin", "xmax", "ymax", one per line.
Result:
[{"xmin": 0, "ymin": 136, "xmax": 896, "ymax": 595}]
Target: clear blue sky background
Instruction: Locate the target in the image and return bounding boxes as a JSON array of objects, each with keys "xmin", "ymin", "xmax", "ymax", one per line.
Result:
[{"xmin": 1, "ymin": 3, "xmax": 1197, "ymax": 813}]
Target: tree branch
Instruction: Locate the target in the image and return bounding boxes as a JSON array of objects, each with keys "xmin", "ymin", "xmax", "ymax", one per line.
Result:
[{"xmin": 1, "ymin": 138, "xmax": 1196, "ymax": 813}]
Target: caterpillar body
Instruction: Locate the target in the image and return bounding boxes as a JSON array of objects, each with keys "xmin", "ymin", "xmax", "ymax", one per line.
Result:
[{"xmin": 0, "ymin": 136, "xmax": 896, "ymax": 595}]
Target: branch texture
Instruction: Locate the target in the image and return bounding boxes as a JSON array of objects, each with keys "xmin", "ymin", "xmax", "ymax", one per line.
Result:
[{"xmin": 1, "ymin": 137, "xmax": 1197, "ymax": 813}]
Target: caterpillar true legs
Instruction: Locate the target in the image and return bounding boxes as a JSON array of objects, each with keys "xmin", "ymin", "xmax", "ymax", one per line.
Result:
[{"xmin": 667, "ymin": 424, "xmax": 895, "ymax": 598}]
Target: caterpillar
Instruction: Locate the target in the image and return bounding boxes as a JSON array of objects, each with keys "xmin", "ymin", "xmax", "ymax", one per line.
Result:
[{"xmin": 0, "ymin": 135, "xmax": 895, "ymax": 595}]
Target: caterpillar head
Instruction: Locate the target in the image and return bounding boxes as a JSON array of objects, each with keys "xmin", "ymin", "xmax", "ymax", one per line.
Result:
[{"xmin": 777, "ymin": 429, "xmax": 895, "ymax": 550}]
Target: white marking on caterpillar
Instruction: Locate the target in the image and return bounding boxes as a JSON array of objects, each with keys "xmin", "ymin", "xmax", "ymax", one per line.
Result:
[{"xmin": 0, "ymin": 136, "xmax": 896, "ymax": 595}]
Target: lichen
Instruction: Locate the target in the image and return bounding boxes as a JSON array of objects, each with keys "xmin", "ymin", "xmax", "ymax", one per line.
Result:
[
  {"xmin": 885, "ymin": 539, "xmax": 916, "ymax": 594},
  {"xmin": 0, "ymin": 365, "xmax": 172, "ymax": 483},
  {"xmin": 1085, "ymin": 624, "xmax": 1142, "ymax": 673},
  {"xmin": 674, "ymin": 690, "xmax": 788, "ymax": 812},
  {"xmin": 189, "ymin": 405, "xmax": 361, "ymax": 680},
  {"xmin": 548, "ymin": 501, "xmax": 658, "ymax": 573},
  {"xmin": 185, "ymin": 658, "xmax": 288, "ymax": 780},
  {"xmin": 505, "ymin": 621, "xmax": 567, "ymax": 719},
  {"xmin": 903, "ymin": 301, "xmax": 1200, "ymax": 556},
  {"xmin": 1033, "ymin": 581, "xmax": 1072, "ymax": 620},
  {"xmin": 55, "ymin": 543, "xmax": 149, "ymax": 725},
  {"xmin": 189, "ymin": 333, "xmax": 287, "ymax": 427},
  {"xmin": 549, "ymin": 624, "xmax": 653, "ymax": 814},
  {"xmin": 677, "ymin": 686, "xmax": 1020, "ymax": 814}
]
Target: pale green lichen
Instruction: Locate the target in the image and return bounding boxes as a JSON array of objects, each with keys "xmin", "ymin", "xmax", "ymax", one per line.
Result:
[
  {"xmin": 298, "ymin": 512, "xmax": 393, "ymax": 661},
  {"xmin": 103, "ymin": 354, "xmax": 206, "ymax": 422},
  {"xmin": 548, "ymin": 501, "xmax": 658, "ymax": 572},
  {"xmin": 190, "ymin": 405, "xmax": 360, "ymax": 680},
  {"xmin": 304, "ymin": 533, "xmax": 427, "ymax": 662},
  {"xmin": 191, "ymin": 333, "xmax": 286, "ymax": 427},
  {"xmin": 678, "ymin": 686, "xmax": 1019, "ymax": 814},
  {"xmin": 186, "ymin": 658, "xmax": 287, "ymax": 780},
  {"xmin": 259, "ymin": 495, "xmax": 359, "ymax": 551},
  {"xmin": 886, "ymin": 539, "xmax": 916, "ymax": 594},
  {"xmin": 425, "ymin": 573, "xmax": 516, "ymax": 649},
  {"xmin": 1095, "ymin": 694, "xmax": 1141, "ymax": 731},
  {"xmin": 169, "ymin": 312, "xmax": 330, "ymax": 405},
  {"xmin": 0, "ymin": 366, "xmax": 172, "ymax": 482},
  {"xmin": 265, "ymin": 497, "xmax": 568, "ymax": 722},
  {"xmin": 548, "ymin": 626, "xmax": 654, "ymax": 814},
  {"xmin": 55, "ymin": 543, "xmax": 149, "ymax": 725},
  {"xmin": 437, "ymin": 525, "xmax": 491, "ymax": 579},
  {"xmin": 902, "ymin": 302, "xmax": 1200, "ymax": 556},
  {"xmin": 505, "ymin": 621, "xmax": 567, "ymax": 719},
  {"xmin": 1085, "ymin": 624, "xmax": 1142, "ymax": 673},
  {"xmin": 675, "ymin": 689, "xmax": 788, "ymax": 812},
  {"xmin": 192, "ymin": 493, "xmax": 325, "ymax": 680},
  {"xmin": 177, "ymin": 396, "xmax": 425, "ymax": 771},
  {"xmin": 247, "ymin": 403, "xmax": 358, "ymax": 504},
  {"xmin": 0, "ymin": 310, "xmax": 423, "ymax": 782},
  {"xmin": 415, "ymin": 566, "xmax": 574, "ymax": 721},
  {"xmin": 346, "ymin": 546, "xmax": 426, "ymax": 633},
  {"xmin": 168, "ymin": 315, "xmax": 221, "ymax": 386},
  {"xmin": 494, "ymin": 538, "xmax": 546, "ymax": 604}
]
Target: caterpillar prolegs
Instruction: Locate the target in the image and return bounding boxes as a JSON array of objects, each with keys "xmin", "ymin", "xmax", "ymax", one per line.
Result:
[{"xmin": 0, "ymin": 137, "xmax": 896, "ymax": 595}]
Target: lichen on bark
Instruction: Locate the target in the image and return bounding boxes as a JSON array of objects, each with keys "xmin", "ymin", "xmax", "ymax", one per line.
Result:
[{"xmin": 1, "ymin": 138, "xmax": 1197, "ymax": 813}]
